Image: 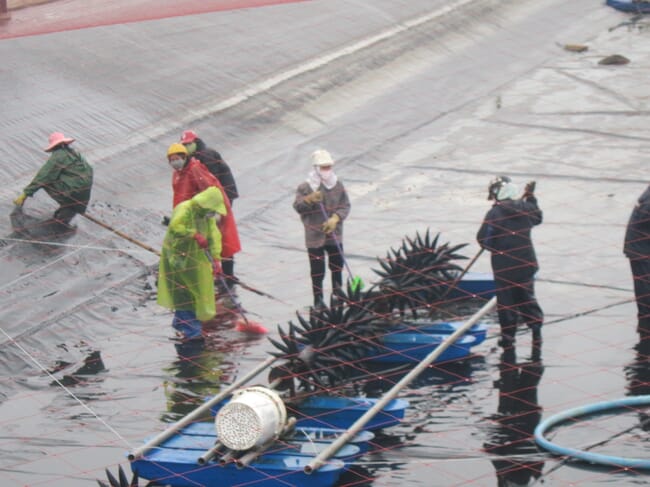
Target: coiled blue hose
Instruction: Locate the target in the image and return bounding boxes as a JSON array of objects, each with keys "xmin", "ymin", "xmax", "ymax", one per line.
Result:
[{"xmin": 534, "ymin": 395, "xmax": 650, "ymax": 470}]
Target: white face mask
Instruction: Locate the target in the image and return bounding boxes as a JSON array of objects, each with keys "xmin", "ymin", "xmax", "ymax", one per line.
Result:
[{"xmin": 169, "ymin": 158, "xmax": 185, "ymax": 170}]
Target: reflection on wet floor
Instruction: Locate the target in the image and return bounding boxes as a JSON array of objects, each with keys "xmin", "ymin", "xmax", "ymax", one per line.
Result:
[
  {"xmin": 484, "ymin": 345, "xmax": 545, "ymax": 486},
  {"xmin": 625, "ymin": 338, "xmax": 650, "ymax": 433},
  {"xmin": 160, "ymin": 308, "xmax": 263, "ymax": 422},
  {"xmin": 361, "ymin": 355, "xmax": 485, "ymax": 398}
]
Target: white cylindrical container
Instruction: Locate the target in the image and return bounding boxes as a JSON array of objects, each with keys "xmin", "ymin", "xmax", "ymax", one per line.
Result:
[{"xmin": 215, "ymin": 386, "xmax": 287, "ymax": 451}]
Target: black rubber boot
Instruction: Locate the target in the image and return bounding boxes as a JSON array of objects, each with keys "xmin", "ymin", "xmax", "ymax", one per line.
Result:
[{"xmin": 498, "ymin": 324, "xmax": 516, "ymax": 349}]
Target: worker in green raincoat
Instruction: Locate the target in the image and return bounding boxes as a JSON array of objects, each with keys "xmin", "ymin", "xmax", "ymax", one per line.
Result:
[
  {"xmin": 157, "ymin": 186, "xmax": 227, "ymax": 341},
  {"xmin": 13, "ymin": 132, "xmax": 93, "ymax": 228}
]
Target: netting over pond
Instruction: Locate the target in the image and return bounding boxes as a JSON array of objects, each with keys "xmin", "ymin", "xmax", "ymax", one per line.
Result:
[{"xmin": 0, "ymin": 1, "xmax": 649, "ymax": 486}]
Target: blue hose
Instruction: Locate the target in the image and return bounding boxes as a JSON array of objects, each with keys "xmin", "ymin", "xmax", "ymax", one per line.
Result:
[{"xmin": 534, "ymin": 395, "xmax": 650, "ymax": 469}]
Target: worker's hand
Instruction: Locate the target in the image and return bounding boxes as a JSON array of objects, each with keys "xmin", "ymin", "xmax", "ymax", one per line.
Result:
[
  {"xmin": 193, "ymin": 233, "xmax": 209, "ymax": 249},
  {"xmin": 322, "ymin": 214, "xmax": 340, "ymax": 234},
  {"xmin": 212, "ymin": 259, "xmax": 222, "ymax": 277},
  {"xmin": 13, "ymin": 193, "xmax": 27, "ymax": 207},
  {"xmin": 161, "ymin": 215, "xmax": 170, "ymax": 226},
  {"xmin": 304, "ymin": 190, "xmax": 322, "ymax": 205}
]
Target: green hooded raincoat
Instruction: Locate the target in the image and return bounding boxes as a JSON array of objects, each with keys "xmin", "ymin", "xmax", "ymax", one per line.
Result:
[{"xmin": 157, "ymin": 187, "xmax": 227, "ymax": 321}]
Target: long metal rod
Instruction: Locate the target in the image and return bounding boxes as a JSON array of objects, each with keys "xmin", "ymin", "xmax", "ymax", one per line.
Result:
[
  {"xmin": 83, "ymin": 212, "xmax": 287, "ymax": 304},
  {"xmin": 232, "ymin": 277, "xmax": 290, "ymax": 305},
  {"xmin": 81, "ymin": 213, "xmax": 161, "ymax": 256},
  {"xmin": 235, "ymin": 418, "xmax": 297, "ymax": 469},
  {"xmin": 437, "ymin": 248, "xmax": 484, "ymax": 302},
  {"xmin": 317, "ymin": 201, "xmax": 357, "ymax": 284},
  {"xmin": 206, "ymin": 250, "xmax": 254, "ymax": 328},
  {"xmin": 304, "ymin": 296, "xmax": 497, "ymax": 473},
  {"xmin": 128, "ymin": 355, "xmax": 278, "ymax": 460}
]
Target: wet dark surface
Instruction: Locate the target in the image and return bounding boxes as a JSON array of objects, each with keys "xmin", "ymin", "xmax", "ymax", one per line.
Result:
[{"xmin": 0, "ymin": 0, "xmax": 648, "ymax": 485}]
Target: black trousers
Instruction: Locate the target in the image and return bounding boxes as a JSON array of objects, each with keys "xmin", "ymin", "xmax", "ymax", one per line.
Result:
[
  {"xmin": 629, "ymin": 258, "xmax": 650, "ymax": 337},
  {"xmin": 308, "ymin": 244, "xmax": 344, "ymax": 304},
  {"xmin": 494, "ymin": 274, "xmax": 543, "ymax": 340},
  {"xmin": 222, "ymin": 257, "xmax": 234, "ymax": 281}
]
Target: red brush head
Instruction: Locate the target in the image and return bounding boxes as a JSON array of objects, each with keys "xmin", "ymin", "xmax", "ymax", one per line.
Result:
[{"xmin": 235, "ymin": 320, "xmax": 268, "ymax": 334}]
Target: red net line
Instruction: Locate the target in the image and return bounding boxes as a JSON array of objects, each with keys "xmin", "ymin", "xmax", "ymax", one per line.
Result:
[
  {"xmin": 0, "ymin": 0, "xmax": 311, "ymax": 40},
  {"xmin": 1, "ymin": 2, "xmax": 650, "ymax": 486}
]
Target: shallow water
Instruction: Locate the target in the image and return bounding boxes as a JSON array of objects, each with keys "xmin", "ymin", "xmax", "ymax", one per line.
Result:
[{"xmin": 1, "ymin": 0, "xmax": 649, "ymax": 486}]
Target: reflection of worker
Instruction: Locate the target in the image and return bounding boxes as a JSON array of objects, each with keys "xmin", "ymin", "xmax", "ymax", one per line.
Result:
[
  {"xmin": 293, "ymin": 149, "xmax": 350, "ymax": 308},
  {"xmin": 625, "ymin": 337, "xmax": 650, "ymax": 432},
  {"xmin": 166, "ymin": 143, "xmax": 241, "ymax": 290},
  {"xmin": 477, "ymin": 176, "xmax": 543, "ymax": 349},
  {"xmin": 485, "ymin": 349, "xmax": 545, "ymax": 486},
  {"xmin": 624, "ymin": 185, "xmax": 650, "ymax": 344},
  {"xmin": 13, "ymin": 132, "xmax": 93, "ymax": 229},
  {"xmin": 157, "ymin": 187, "xmax": 226, "ymax": 341}
]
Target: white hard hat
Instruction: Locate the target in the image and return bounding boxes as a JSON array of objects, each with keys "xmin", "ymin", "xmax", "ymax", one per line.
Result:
[{"xmin": 311, "ymin": 149, "xmax": 335, "ymax": 167}]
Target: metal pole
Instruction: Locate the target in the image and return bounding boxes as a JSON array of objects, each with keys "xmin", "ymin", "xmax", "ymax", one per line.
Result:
[
  {"xmin": 81, "ymin": 213, "xmax": 161, "ymax": 256},
  {"xmin": 197, "ymin": 441, "xmax": 223, "ymax": 465},
  {"xmin": 128, "ymin": 355, "xmax": 277, "ymax": 461},
  {"xmin": 304, "ymin": 296, "xmax": 497, "ymax": 473},
  {"xmin": 437, "ymin": 248, "xmax": 484, "ymax": 302},
  {"xmin": 234, "ymin": 418, "xmax": 297, "ymax": 469},
  {"xmin": 82, "ymin": 213, "xmax": 287, "ymax": 304}
]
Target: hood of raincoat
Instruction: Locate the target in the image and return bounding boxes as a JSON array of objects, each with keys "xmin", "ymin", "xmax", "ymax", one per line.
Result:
[{"xmin": 192, "ymin": 186, "xmax": 227, "ymax": 216}]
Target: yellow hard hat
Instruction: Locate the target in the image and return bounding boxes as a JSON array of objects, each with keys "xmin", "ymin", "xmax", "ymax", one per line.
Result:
[{"xmin": 167, "ymin": 143, "xmax": 188, "ymax": 158}]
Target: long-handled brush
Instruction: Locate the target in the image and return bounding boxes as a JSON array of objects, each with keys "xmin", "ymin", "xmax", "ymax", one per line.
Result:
[
  {"xmin": 318, "ymin": 201, "xmax": 363, "ymax": 292},
  {"xmin": 205, "ymin": 250, "xmax": 267, "ymax": 334}
]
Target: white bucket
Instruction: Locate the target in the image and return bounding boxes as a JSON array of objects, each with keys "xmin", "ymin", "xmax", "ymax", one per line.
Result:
[{"xmin": 215, "ymin": 386, "xmax": 287, "ymax": 451}]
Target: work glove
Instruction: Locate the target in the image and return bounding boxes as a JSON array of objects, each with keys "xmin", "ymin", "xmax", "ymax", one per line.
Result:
[
  {"xmin": 193, "ymin": 233, "xmax": 209, "ymax": 249},
  {"xmin": 13, "ymin": 193, "xmax": 27, "ymax": 207},
  {"xmin": 212, "ymin": 259, "xmax": 222, "ymax": 277},
  {"xmin": 161, "ymin": 215, "xmax": 170, "ymax": 226},
  {"xmin": 304, "ymin": 190, "xmax": 322, "ymax": 205},
  {"xmin": 322, "ymin": 214, "xmax": 340, "ymax": 234}
]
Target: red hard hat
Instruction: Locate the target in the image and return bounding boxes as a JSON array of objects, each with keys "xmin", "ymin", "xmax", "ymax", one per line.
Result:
[{"xmin": 180, "ymin": 130, "xmax": 198, "ymax": 144}]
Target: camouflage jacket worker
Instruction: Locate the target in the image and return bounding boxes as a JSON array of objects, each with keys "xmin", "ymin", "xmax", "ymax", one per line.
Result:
[{"xmin": 23, "ymin": 145, "xmax": 93, "ymax": 210}]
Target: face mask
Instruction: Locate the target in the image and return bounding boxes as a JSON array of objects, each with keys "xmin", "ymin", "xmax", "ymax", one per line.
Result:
[
  {"xmin": 185, "ymin": 142, "xmax": 197, "ymax": 155},
  {"xmin": 318, "ymin": 167, "xmax": 332, "ymax": 177},
  {"xmin": 169, "ymin": 158, "xmax": 185, "ymax": 170}
]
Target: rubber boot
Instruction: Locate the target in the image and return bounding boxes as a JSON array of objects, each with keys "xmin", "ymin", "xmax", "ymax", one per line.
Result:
[{"xmin": 498, "ymin": 324, "xmax": 516, "ymax": 349}]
